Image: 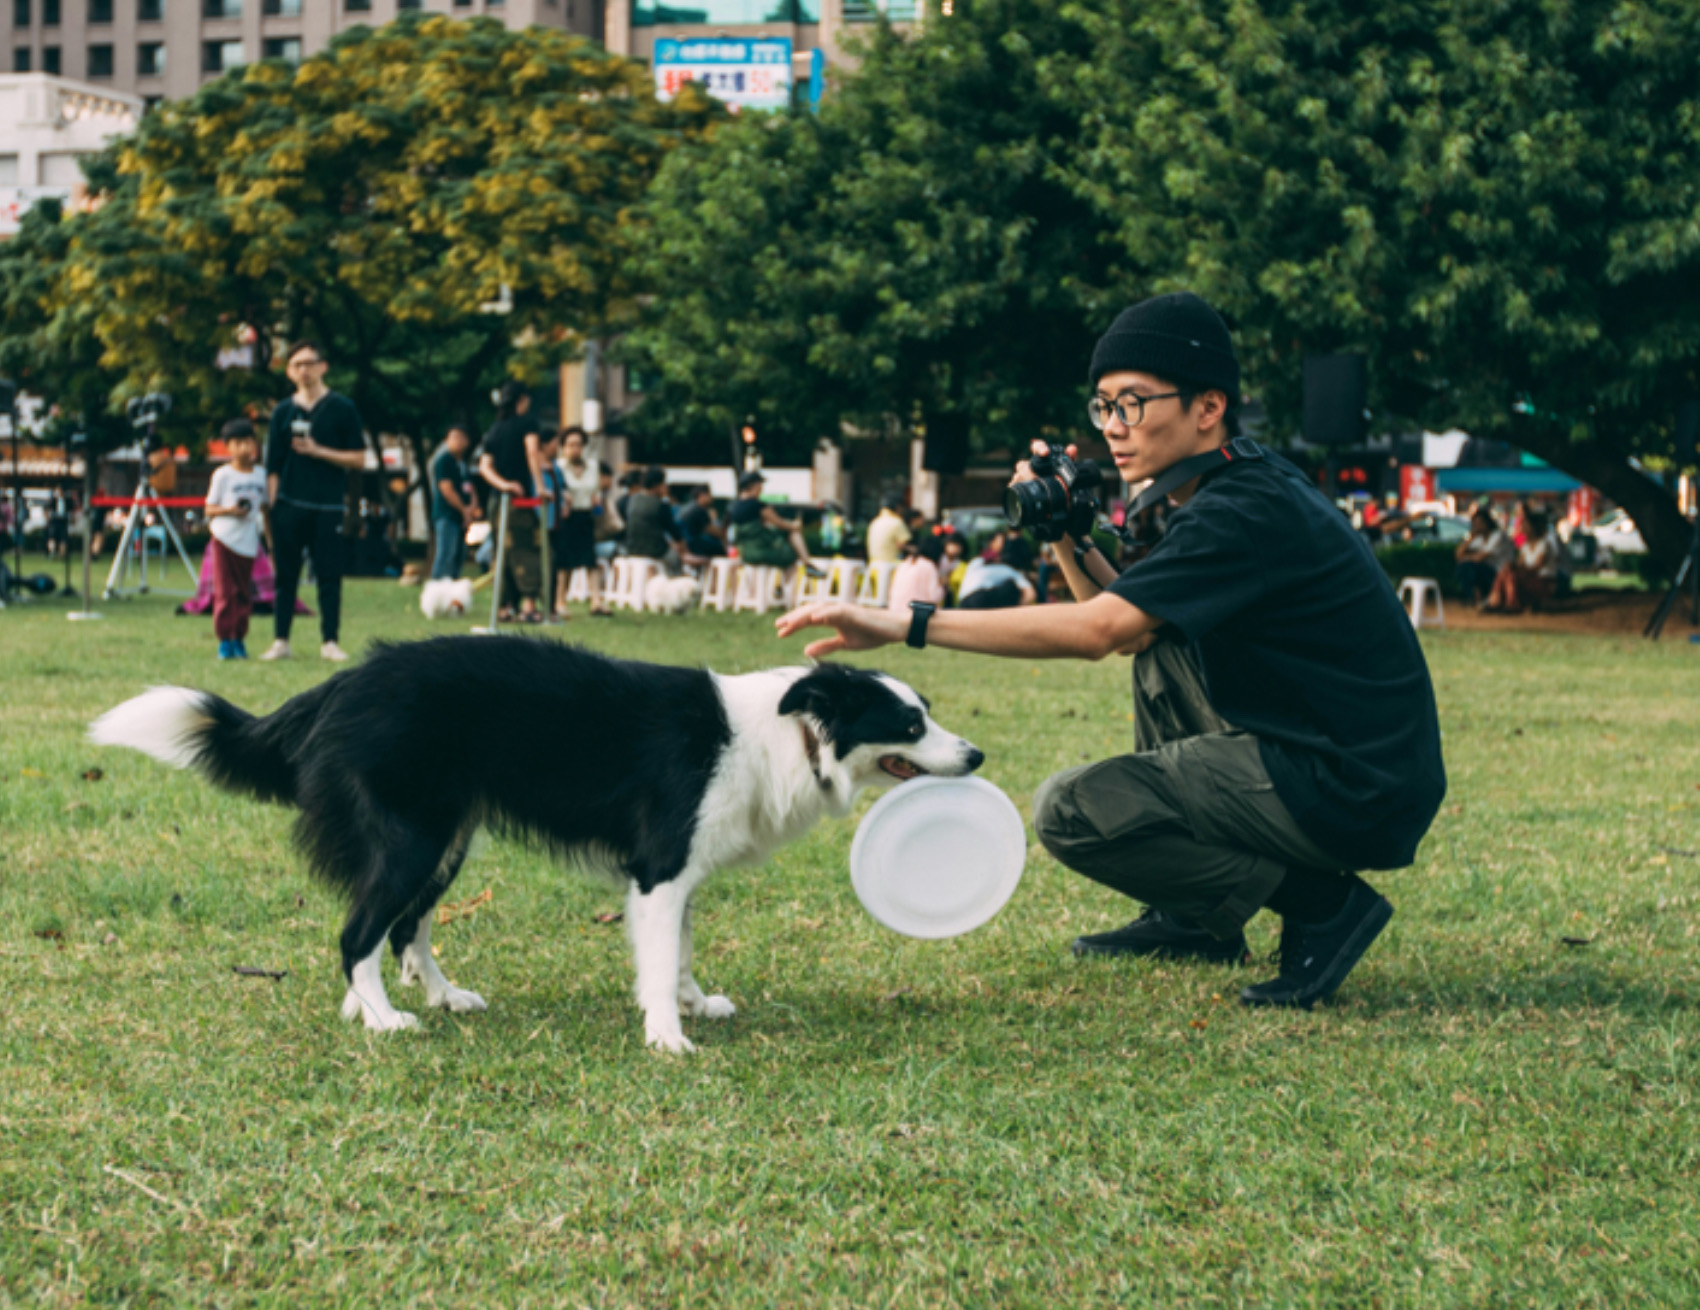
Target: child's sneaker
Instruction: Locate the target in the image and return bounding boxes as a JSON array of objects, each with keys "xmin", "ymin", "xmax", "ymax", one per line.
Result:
[
  {"xmin": 217, "ymin": 640, "xmax": 235, "ymax": 660},
  {"xmin": 233, "ymin": 640, "xmax": 249, "ymax": 659}
]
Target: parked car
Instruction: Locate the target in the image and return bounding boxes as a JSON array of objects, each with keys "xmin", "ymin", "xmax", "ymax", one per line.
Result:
[{"xmin": 1590, "ymin": 509, "xmax": 1646, "ymax": 567}]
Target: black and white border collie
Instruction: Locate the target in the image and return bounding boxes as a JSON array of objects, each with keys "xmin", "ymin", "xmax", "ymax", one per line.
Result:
[{"xmin": 90, "ymin": 637, "xmax": 983, "ymax": 1052}]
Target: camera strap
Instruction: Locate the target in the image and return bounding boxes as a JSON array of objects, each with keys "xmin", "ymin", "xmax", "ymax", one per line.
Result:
[{"xmin": 1092, "ymin": 437, "xmax": 1264, "ymax": 555}]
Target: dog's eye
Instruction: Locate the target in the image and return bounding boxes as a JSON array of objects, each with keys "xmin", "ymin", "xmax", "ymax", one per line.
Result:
[{"xmin": 908, "ymin": 722, "xmax": 924, "ymax": 740}]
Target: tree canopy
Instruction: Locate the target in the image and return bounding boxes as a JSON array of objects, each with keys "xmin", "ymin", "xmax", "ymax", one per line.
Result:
[
  {"xmin": 6, "ymin": 14, "xmax": 718, "ymax": 456},
  {"xmin": 1048, "ymin": 0, "xmax": 1700, "ymax": 563},
  {"xmin": 623, "ymin": 0, "xmax": 1114, "ymax": 464}
]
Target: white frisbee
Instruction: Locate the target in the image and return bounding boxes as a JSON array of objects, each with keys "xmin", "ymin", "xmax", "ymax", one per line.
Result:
[{"xmin": 849, "ymin": 775, "xmax": 1026, "ymax": 940}]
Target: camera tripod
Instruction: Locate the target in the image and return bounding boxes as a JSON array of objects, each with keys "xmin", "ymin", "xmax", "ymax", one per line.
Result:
[
  {"xmin": 102, "ymin": 466, "xmax": 197, "ymax": 601},
  {"xmin": 1643, "ymin": 512, "xmax": 1700, "ymax": 640}
]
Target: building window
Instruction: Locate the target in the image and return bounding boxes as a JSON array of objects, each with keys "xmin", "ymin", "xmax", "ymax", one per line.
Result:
[
  {"xmin": 43, "ymin": 43, "xmax": 59, "ymax": 70},
  {"xmin": 632, "ymin": 0, "xmax": 817, "ymax": 24},
  {"xmin": 139, "ymin": 0, "xmax": 162, "ymax": 19},
  {"xmin": 397, "ymin": 0, "xmax": 420, "ymax": 8},
  {"xmin": 88, "ymin": 0, "xmax": 111, "ymax": 22},
  {"xmin": 344, "ymin": 0, "xmax": 370, "ymax": 11},
  {"xmin": 137, "ymin": 40, "xmax": 164, "ymax": 74},
  {"xmin": 86, "ymin": 42, "xmax": 112, "ymax": 75},
  {"xmin": 202, "ymin": 38, "xmax": 241, "ymax": 71},
  {"xmin": 262, "ymin": 35, "xmax": 299, "ymax": 61},
  {"xmin": 13, "ymin": 0, "xmax": 28, "ymax": 28},
  {"xmin": 201, "ymin": 0, "xmax": 238, "ymax": 16},
  {"xmin": 143, "ymin": 93, "xmax": 163, "ymax": 112},
  {"xmin": 841, "ymin": 0, "xmax": 910, "ymax": 19},
  {"xmin": 261, "ymin": 0, "xmax": 300, "ymax": 14},
  {"xmin": 453, "ymin": 0, "xmax": 471, "ymax": 7},
  {"xmin": 0, "ymin": 154, "xmax": 17, "ymax": 185},
  {"xmin": 12, "ymin": 47, "xmax": 29, "ymax": 70},
  {"xmin": 42, "ymin": 0, "xmax": 56, "ymax": 23}
]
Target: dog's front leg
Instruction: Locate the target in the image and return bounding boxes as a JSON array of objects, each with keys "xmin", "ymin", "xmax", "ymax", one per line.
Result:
[
  {"xmin": 628, "ymin": 879, "xmax": 693, "ymax": 1053},
  {"xmin": 677, "ymin": 900, "xmax": 736, "ymax": 1021}
]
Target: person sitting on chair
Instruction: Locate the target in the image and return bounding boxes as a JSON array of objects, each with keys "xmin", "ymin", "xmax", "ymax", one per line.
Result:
[{"xmin": 726, "ymin": 472, "xmax": 823, "ymax": 575}]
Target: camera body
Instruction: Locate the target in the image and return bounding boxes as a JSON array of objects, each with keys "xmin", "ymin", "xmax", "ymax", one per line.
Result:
[
  {"xmin": 1004, "ymin": 444, "xmax": 1106, "ymax": 543},
  {"xmin": 125, "ymin": 392, "xmax": 172, "ymax": 451}
]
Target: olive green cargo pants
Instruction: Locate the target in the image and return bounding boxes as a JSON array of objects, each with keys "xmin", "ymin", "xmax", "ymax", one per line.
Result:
[{"xmin": 1032, "ymin": 638, "xmax": 1338, "ymax": 939}]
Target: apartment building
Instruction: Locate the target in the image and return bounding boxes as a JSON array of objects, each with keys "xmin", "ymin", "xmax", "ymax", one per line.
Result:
[{"xmin": 2, "ymin": 0, "xmax": 598, "ymax": 106}]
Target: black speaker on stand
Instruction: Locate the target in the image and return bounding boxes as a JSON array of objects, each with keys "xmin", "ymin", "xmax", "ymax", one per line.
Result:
[
  {"xmin": 1644, "ymin": 400, "xmax": 1700, "ymax": 640},
  {"xmin": 1303, "ymin": 353, "xmax": 1368, "ymax": 497},
  {"xmin": 922, "ymin": 412, "xmax": 970, "ymax": 477}
]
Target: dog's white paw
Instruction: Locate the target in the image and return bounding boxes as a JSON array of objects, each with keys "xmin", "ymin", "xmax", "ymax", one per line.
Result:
[
  {"xmin": 341, "ymin": 990, "xmax": 362, "ymax": 1023},
  {"xmin": 364, "ymin": 1009, "xmax": 419, "ymax": 1033},
  {"xmin": 432, "ymin": 986, "xmax": 487, "ymax": 1014},
  {"xmin": 645, "ymin": 1025, "xmax": 696, "ymax": 1054},
  {"xmin": 399, "ymin": 956, "xmax": 421, "ymax": 987},
  {"xmin": 688, "ymin": 994, "xmax": 736, "ymax": 1020}
]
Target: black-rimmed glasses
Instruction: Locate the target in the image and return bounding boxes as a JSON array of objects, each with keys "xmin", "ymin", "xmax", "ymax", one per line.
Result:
[{"xmin": 1088, "ymin": 390, "xmax": 1182, "ymax": 430}]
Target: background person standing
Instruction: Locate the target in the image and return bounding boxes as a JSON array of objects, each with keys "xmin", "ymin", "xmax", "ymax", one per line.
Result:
[
  {"xmin": 261, "ymin": 340, "xmax": 367, "ymax": 662},
  {"xmin": 202, "ymin": 418, "xmax": 268, "ymax": 660},
  {"xmin": 430, "ymin": 424, "xmax": 479, "ymax": 581},
  {"xmin": 476, "ymin": 382, "xmax": 545, "ymax": 623}
]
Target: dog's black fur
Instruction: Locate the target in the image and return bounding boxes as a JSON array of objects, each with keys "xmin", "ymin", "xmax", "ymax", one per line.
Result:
[{"xmin": 186, "ymin": 638, "xmax": 741, "ymax": 976}]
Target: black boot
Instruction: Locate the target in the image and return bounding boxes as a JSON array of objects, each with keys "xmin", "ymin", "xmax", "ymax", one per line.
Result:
[
  {"xmin": 1072, "ymin": 908, "xmax": 1250, "ymax": 964},
  {"xmin": 1240, "ymin": 876, "xmax": 1393, "ymax": 1010}
]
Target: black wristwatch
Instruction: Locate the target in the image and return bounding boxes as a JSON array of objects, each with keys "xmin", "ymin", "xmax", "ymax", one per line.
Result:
[{"xmin": 906, "ymin": 601, "xmax": 937, "ymax": 650}]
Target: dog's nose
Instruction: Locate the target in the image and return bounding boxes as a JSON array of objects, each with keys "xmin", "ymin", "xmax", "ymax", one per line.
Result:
[{"xmin": 964, "ymin": 746, "xmax": 985, "ymax": 772}]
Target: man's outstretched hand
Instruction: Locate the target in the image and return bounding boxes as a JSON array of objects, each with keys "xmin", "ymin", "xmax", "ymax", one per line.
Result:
[{"xmin": 775, "ymin": 602, "xmax": 904, "ymax": 659}]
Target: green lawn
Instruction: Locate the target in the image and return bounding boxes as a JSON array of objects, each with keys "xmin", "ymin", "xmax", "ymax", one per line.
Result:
[{"xmin": 2, "ymin": 572, "xmax": 1698, "ymax": 1306}]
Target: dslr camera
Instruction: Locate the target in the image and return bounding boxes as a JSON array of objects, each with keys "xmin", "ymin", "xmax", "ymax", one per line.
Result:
[
  {"xmin": 125, "ymin": 392, "xmax": 172, "ymax": 442},
  {"xmin": 1004, "ymin": 444, "xmax": 1107, "ymax": 543}
]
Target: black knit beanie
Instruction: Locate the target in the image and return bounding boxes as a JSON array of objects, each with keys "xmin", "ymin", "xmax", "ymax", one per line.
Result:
[{"xmin": 1087, "ymin": 292, "xmax": 1240, "ymax": 399}]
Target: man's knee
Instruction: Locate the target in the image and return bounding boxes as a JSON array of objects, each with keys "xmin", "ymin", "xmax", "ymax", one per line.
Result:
[{"xmin": 1033, "ymin": 767, "xmax": 1101, "ymax": 863}]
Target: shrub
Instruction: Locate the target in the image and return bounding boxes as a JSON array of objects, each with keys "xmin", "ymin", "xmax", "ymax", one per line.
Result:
[{"xmin": 1376, "ymin": 541, "xmax": 1458, "ymax": 595}]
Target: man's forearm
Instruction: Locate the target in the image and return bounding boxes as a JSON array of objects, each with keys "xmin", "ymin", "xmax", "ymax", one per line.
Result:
[
  {"xmin": 318, "ymin": 447, "xmax": 367, "ymax": 471},
  {"xmin": 920, "ymin": 598, "xmax": 1147, "ymax": 661}
]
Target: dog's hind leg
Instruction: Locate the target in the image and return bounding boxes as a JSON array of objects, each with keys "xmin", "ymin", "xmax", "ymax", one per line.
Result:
[
  {"xmin": 390, "ymin": 826, "xmax": 487, "ymax": 1014},
  {"xmin": 628, "ymin": 877, "xmax": 696, "ymax": 1053},
  {"xmin": 338, "ymin": 822, "xmax": 447, "ymax": 1033},
  {"xmin": 677, "ymin": 900, "xmax": 735, "ymax": 1021}
]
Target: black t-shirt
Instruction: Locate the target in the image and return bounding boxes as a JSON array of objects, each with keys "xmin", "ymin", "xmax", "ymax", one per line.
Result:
[
  {"xmin": 678, "ymin": 502, "xmax": 714, "ymax": 541},
  {"xmin": 265, "ymin": 391, "xmax": 365, "ymax": 510},
  {"xmin": 1108, "ymin": 451, "xmax": 1445, "ymax": 870},
  {"xmin": 728, "ymin": 498, "xmax": 764, "ymax": 531},
  {"xmin": 431, "ymin": 449, "xmax": 471, "ymax": 521},
  {"xmin": 482, "ymin": 415, "xmax": 540, "ymax": 497}
]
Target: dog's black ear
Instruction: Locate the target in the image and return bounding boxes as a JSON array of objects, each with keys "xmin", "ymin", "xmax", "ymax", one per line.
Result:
[{"xmin": 779, "ymin": 669, "xmax": 833, "ymax": 720}]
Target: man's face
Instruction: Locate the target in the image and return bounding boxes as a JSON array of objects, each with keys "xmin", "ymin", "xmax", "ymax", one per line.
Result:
[
  {"xmin": 446, "ymin": 429, "xmax": 470, "ymax": 455},
  {"xmin": 1093, "ymin": 370, "xmax": 1226, "ymax": 484},
  {"xmin": 287, "ymin": 349, "xmax": 327, "ymax": 387}
]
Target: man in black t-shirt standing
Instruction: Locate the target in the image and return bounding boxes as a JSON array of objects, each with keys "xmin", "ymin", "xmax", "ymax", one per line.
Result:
[
  {"xmin": 777, "ymin": 293, "xmax": 1446, "ymax": 1010},
  {"xmin": 261, "ymin": 340, "xmax": 368, "ymax": 662}
]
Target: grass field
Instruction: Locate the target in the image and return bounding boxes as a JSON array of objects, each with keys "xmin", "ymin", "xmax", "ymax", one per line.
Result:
[{"xmin": 3, "ymin": 568, "xmax": 1699, "ymax": 1306}]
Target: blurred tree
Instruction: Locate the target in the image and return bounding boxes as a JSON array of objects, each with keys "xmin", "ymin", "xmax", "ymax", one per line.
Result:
[
  {"xmin": 1050, "ymin": 0, "xmax": 1700, "ymax": 566},
  {"xmin": 14, "ymin": 14, "xmax": 718, "ymax": 471},
  {"xmin": 624, "ymin": 0, "xmax": 1115, "ymax": 466},
  {"xmin": 0, "ymin": 193, "xmax": 130, "ymax": 452}
]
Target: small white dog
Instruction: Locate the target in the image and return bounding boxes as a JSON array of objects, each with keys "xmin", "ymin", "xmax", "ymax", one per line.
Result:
[
  {"xmin": 420, "ymin": 578, "xmax": 475, "ymax": 620},
  {"xmin": 644, "ymin": 574, "xmax": 701, "ymax": 615}
]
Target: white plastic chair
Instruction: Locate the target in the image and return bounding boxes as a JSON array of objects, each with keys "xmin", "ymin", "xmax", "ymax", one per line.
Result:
[
  {"xmin": 732, "ymin": 564, "xmax": 792, "ymax": 615},
  {"xmin": 700, "ymin": 558, "xmax": 740, "ymax": 612},
  {"xmin": 1397, "ymin": 577, "xmax": 1445, "ymax": 629},
  {"xmin": 563, "ymin": 565, "xmax": 607, "ymax": 606},
  {"xmin": 609, "ymin": 557, "xmax": 662, "ymax": 611},
  {"xmin": 855, "ymin": 560, "xmax": 900, "ymax": 608}
]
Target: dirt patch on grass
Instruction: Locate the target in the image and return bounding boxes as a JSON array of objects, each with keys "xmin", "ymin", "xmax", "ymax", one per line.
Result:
[{"xmin": 1440, "ymin": 587, "xmax": 1698, "ymax": 637}]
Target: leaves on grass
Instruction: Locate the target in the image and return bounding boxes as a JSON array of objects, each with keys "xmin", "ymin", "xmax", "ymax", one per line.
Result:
[
  {"xmin": 232, "ymin": 966, "xmax": 288, "ymax": 980},
  {"xmin": 437, "ymin": 888, "xmax": 493, "ymax": 926},
  {"xmin": 879, "ymin": 985, "xmax": 914, "ymax": 1003},
  {"xmin": 81, "ymin": 767, "xmax": 103, "ymax": 782},
  {"xmin": 1656, "ymin": 845, "xmax": 1698, "ymax": 858},
  {"xmin": 32, "ymin": 928, "xmax": 63, "ymax": 941},
  {"xmin": 1561, "ymin": 936, "xmax": 1595, "ymax": 947},
  {"xmin": 593, "ymin": 911, "xmax": 623, "ymax": 925}
]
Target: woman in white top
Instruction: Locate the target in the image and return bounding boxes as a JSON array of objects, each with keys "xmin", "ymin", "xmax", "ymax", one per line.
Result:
[
  {"xmin": 552, "ymin": 427, "xmax": 609, "ymax": 616},
  {"xmin": 1454, "ymin": 506, "xmax": 1514, "ymax": 606},
  {"xmin": 1485, "ymin": 508, "xmax": 1563, "ymax": 613}
]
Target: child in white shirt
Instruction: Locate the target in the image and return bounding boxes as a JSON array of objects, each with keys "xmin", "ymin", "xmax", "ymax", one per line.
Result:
[{"xmin": 203, "ymin": 419, "xmax": 268, "ymax": 660}]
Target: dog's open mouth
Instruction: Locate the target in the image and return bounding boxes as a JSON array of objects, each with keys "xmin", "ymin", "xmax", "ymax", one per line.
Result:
[{"xmin": 879, "ymin": 756, "xmax": 929, "ymax": 781}]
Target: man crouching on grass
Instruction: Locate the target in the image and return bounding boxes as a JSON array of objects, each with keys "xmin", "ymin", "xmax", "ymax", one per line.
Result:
[{"xmin": 777, "ymin": 292, "xmax": 1446, "ymax": 1009}]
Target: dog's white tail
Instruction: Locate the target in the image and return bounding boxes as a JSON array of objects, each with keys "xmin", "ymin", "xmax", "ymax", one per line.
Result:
[{"xmin": 88, "ymin": 686, "xmax": 214, "ymax": 770}]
